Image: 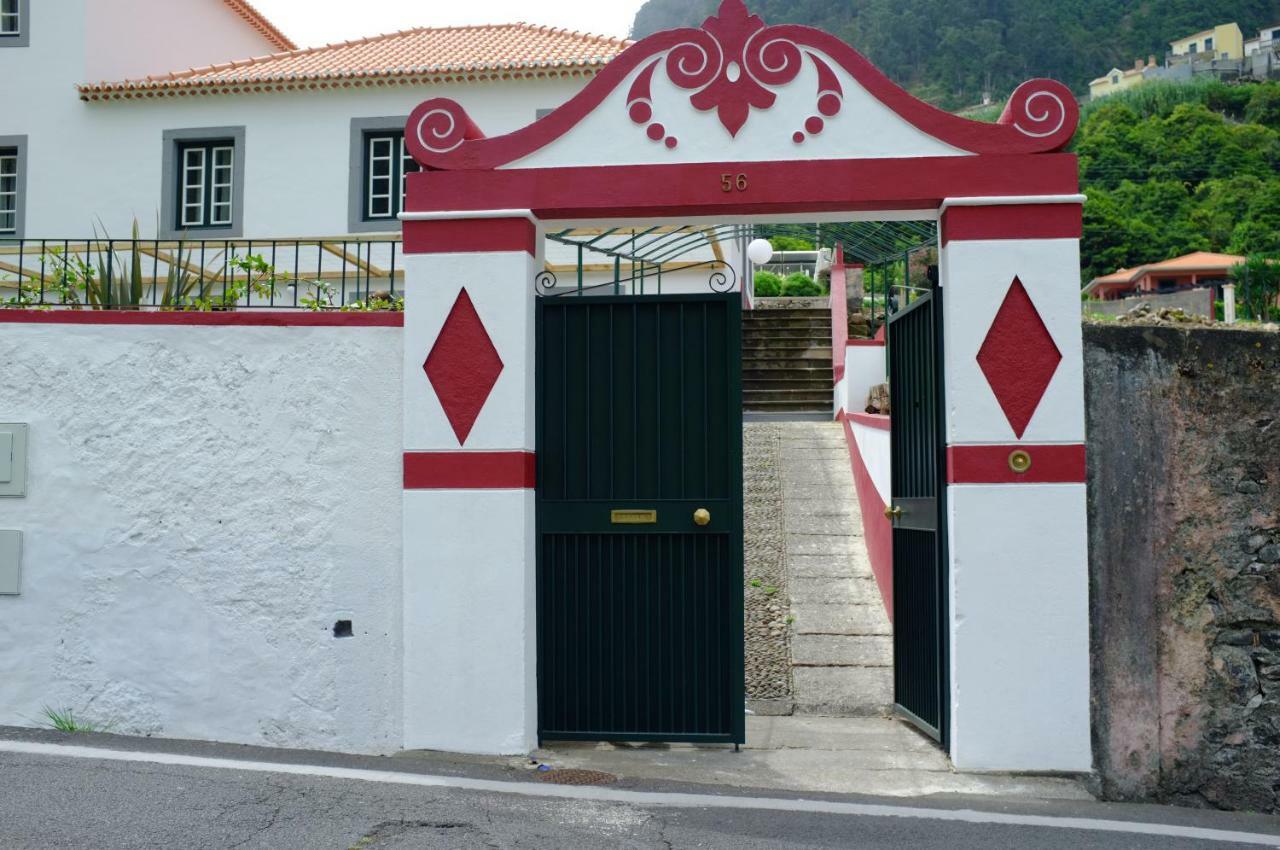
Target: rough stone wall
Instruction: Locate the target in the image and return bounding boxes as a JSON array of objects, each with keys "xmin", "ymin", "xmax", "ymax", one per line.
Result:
[
  {"xmin": 1085, "ymin": 323, "xmax": 1280, "ymax": 812},
  {"xmin": 1083, "ymin": 288, "xmax": 1216, "ymax": 320},
  {"xmin": 0, "ymin": 322, "xmax": 403, "ymax": 754}
]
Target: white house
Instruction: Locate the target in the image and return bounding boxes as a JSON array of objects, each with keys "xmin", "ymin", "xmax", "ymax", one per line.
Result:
[{"xmin": 0, "ymin": 0, "xmax": 628, "ymax": 242}]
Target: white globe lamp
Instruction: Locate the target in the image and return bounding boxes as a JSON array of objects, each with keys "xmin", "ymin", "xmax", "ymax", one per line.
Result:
[{"xmin": 746, "ymin": 238, "xmax": 774, "ymax": 266}]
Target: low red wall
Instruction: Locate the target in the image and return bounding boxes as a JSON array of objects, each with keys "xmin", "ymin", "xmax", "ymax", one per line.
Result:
[
  {"xmin": 0, "ymin": 309, "xmax": 404, "ymax": 327},
  {"xmin": 837, "ymin": 409, "xmax": 893, "ymax": 620}
]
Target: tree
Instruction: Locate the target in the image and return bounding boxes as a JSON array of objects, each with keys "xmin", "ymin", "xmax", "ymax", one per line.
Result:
[{"xmin": 1229, "ymin": 255, "xmax": 1280, "ymax": 322}]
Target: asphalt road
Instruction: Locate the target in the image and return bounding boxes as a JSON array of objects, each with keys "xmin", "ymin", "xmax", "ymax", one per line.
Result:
[{"xmin": 1, "ymin": 732, "xmax": 1279, "ymax": 849}]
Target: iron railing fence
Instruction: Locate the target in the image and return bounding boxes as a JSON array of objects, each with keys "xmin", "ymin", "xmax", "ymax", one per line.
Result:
[{"xmin": 0, "ymin": 237, "xmax": 404, "ymax": 310}]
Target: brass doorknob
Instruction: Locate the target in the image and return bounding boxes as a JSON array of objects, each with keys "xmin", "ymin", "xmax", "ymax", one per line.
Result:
[
  {"xmin": 884, "ymin": 505, "xmax": 903, "ymax": 520},
  {"xmin": 693, "ymin": 508, "xmax": 711, "ymax": 526}
]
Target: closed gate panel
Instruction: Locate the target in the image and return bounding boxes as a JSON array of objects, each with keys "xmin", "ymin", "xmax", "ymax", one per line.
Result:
[
  {"xmin": 887, "ymin": 289, "xmax": 949, "ymax": 745},
  {"xmin": 536, "ymin": 294, "xmax": 744, "ymax": 743}
]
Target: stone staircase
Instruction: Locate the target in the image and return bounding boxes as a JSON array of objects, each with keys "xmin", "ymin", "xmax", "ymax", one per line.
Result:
[{"xmin": 743, "ymin": 303, "xmax": 833, "ymax": 416}]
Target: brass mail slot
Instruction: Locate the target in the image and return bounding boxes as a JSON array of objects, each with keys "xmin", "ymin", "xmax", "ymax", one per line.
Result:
[{"xmin": 611, "ymin": 509, "xmax": 658, "ymax": 525}]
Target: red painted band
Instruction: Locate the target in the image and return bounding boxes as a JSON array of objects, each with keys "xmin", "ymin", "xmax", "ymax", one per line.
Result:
[
  {"xmin": 840, "ymin": 414, "xmax": 894, "ymax": 620},
  {"xmin": 0, "ymin": 309, "xmax": 403, "ymax": 327},
  {"xmin": 403, "ymin": 451, "xmax": 536, "ymax": 489},
  {"xmin": 406, "ymin": 155, "xmax": 1079, "ymax": 221},
  {"xmin": 402, "ymin": 217, "xmax": 536, "ymax": 256},
  {"xmin": 846, "ymin": 339, "xmax": 885, "ymax": 347},
  {"xmin": 946, "ymin": 443, "xmax": 1086, "ymax": 484},
  {"xmin": 941, "ymin": 203, "xmax": 1082, "ymax": 246},
  {"xmin": 845, "ymin": 411, "xmax": 891, "ymax": 431}
]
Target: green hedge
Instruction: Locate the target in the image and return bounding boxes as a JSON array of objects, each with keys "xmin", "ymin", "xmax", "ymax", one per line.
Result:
[
  {"xmin": 781, "ymin": 272, "xmax": 822, "ymax": 297},
  {"xmin": 754, "ymin": 271, "xmax": 783, "ymax": 296}
]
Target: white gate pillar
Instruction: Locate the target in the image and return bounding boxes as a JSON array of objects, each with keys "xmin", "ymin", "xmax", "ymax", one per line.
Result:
[
  {"xmin": 399, "ymin": 212, "xmax": 542, "ymax": 755},
  {"xmin": 937, "ymin": 196, "xmax": 1091, "ymax": 772}
]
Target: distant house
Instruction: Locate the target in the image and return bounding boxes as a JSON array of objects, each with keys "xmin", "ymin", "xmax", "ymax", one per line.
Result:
[
  {"xmin": 1083, "ymin": 251, "xmax": 1244, "ymax": 300},
  {"xmin": 1244, "ymin": 23, "xmax": 1280, "ymax": 56},
  {"xmin": 1087, "ymin": 20, "xmax": 1277, "ymax": 101},
  {"xmin": 1088, "ymin": 57, "xmax": 1157, "ymax": 100},
  {"xmin": 1170, "ymin": 23, "xmax": 1246, "ymax": 61}
]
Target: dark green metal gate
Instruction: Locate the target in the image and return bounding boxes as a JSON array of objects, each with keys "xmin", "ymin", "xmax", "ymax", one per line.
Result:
[
  {"xmin": 886, "ymin": 287, "xmax": 949, "ymax": 745},
  {"xmin": 535, "ymin": 294, "xmax": 744, "ymax": 744}
]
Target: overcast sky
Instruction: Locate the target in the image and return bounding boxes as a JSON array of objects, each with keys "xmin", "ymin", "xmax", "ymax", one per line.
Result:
[{"xmin": 251, "ymin": 0, "xmax": 643, "ymax": 46}]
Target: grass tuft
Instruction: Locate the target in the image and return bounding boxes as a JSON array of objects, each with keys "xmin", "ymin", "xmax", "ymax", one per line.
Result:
[{"xmin": 40, "ymin": 705, "xmax": 108, "ymax": 734}]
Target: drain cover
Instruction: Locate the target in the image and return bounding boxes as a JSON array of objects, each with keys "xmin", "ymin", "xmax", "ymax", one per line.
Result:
[{"xmin": 535, "ymin": 768, "xmax": 618, "ymax": 786}]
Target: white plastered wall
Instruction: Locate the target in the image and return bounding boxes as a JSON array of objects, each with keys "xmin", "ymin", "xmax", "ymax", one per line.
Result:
[
  {"xmin": 0, "ymin": 322, "xmax": 404, "ymax": 753},
  {"xmin": 844, "ymin": 343, "xmax": 886, "ymax": 416},
  {"xmin": 940, "ymin": 233, "xmax": 1091, "ymax": 771}
]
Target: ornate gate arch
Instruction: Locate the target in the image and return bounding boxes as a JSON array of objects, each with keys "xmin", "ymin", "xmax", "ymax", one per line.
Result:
[{"xmin": 398, "ymin": 0, "xmax": 1090, "ymax": 771}]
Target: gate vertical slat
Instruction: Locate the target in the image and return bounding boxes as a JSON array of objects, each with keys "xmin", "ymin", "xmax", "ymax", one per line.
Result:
[{"xmin": 889, "ymin": 289, "xmax": 947, "ymax": 744}]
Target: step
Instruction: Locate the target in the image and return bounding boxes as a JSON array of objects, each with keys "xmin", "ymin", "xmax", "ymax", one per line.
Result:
[
  {"xmin": 744, "ymin": 310, "xmax": 830, "ymax": 321},
  {"xmin": 744, "ymin": 360, "xmax": 833, "ymax": 371},
  {"xmin": 742, "ymin": 332, "xmax": 829, "ymax": 343},
  {"xmin": 744, "ymin": 368, "xmax": 835, "ymax": 381},
  {"xmin": 746, "ymin": 385, "xmax": 832, "ymax": 396},
  {"xmin": 744, "ymin": 399, "xmax": 835, "ymax": 413},
  {"xmin": 744, "ymin": 363, "xmax": 831, "ymax": 375},
  {"xmin": 743, "ymin": 346, "xmax": 832, "ymax": 359},
  {"xmin": 744, "ymin": 390, "xmax": 834, "ymax": 404},
  {"xmin": 743, "ymin": 317, "xmax": 833, "ymax": 329},
  {"xmin": 743, "ymin": 327, "xmax": 829, "ymax": 337},
  {"xmin": 744, "ymin": 377, "xmax": 833, "ymax": 390}
]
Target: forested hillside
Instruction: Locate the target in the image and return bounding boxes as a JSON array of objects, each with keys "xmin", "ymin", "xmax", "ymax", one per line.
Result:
[
  {"xmin": 630, "ymin": 0, "xmax": 1280, "ymax": 107},
  {"xmin": 1077, "ymin": 80, "xmax": 1280, "ymax": 283}
]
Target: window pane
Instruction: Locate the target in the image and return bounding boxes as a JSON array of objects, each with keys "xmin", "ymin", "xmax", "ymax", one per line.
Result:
[
  {"xmin": 1, "ymin": 149, "xmax": 17, "ymax": 233},
  {"xmin": 0, "ymin": 0, "xmax": 16, "ymax": 36},
  {"xmin": 176, "ymin": 139, "xmax": 236, "ymax": 229}
]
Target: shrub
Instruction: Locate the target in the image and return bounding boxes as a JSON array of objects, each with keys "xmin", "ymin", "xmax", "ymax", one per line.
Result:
[
  {"xmin": 781, "ymin": 272, "xmax": 822, "ymax": 297},
  {"xmin": 754, "ymin": 270, "xmax": 783, "ymax": 297},
  {"xmin": 769, "ymin": 235, "xmax": 814, "ymax": 252}
]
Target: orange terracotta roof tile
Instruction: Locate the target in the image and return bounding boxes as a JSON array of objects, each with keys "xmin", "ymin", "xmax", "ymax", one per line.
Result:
[
  {"xmin": 222, "ymin": 0, "xmax": 296, "ymax": 52},
  {"xmin": 78, "ymin": 23, "xmax": 631, "ymax": 101},
  {"xmin": 1143, "ymin": 251, "xmax": 1246, "ymax": 271}
]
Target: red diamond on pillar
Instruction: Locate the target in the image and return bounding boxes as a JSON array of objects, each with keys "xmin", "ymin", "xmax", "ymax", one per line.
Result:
[
  {"xmin": 976, "ymin": 277, "xmax": 1062, "ymax": 439},
  {"xmin": 424, "ymin": 289, "xmax": 504, "ymax": 445}
]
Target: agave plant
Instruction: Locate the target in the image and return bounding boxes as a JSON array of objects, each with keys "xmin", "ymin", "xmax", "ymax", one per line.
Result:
[{"xmin": 85, "ymin": 220, "xmax": 144, "ymax": 309}]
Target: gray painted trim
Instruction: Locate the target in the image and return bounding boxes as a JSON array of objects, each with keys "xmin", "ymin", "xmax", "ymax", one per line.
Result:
[
  {"xmin": 0, "ymin": 0, "xmax": 30, "ymax": 48},
  {"xmin": 0, "ymin": 135, "xmax": 28, "ymax": 238},
  {"xmin": 160, "ymin": 126, "xmax": 245, "ymax": 240},
  {"xmin": 348, "ymin": 116, "xmax": 409, "ymax": 235}
]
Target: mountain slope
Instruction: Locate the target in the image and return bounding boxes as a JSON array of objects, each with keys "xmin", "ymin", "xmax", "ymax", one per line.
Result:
[{"xmin": 631, "ymin": 0, "xmax": 1280, "ymax": 108}]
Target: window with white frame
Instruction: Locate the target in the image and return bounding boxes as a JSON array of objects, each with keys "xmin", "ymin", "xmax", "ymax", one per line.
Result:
[
  {"xmin": 0, "ymin": 0, "xmax": 19, "ymax": 37},
  {"xmin": 363, "ymin": 131, "xmax": 419, "ymax": 221},
  {"xmin": 177, "ymin": 141, "xmax": 235, "ymax": 229},
  {"xmin": 0, "ymin": 147, "xmax": 17, "ymax": 234}
]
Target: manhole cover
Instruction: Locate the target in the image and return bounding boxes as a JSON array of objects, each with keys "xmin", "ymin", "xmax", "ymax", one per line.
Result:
[{"xmin": 535, "ymin": 768, "xmax": 618, "ymax": 786}]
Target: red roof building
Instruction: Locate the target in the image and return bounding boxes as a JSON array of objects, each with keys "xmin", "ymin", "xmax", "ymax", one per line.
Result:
[{"xmin": 1083, "ymin": 251, "xmax": 1245, "ymax": 300}]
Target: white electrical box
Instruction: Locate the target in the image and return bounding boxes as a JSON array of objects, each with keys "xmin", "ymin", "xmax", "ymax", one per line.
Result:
[
  {"xmin": 0, "ymin": 530, "xmax": 20, "ymax": 595},
  {"xmin": 0, "ymin": 424, "xmax": 27, "ymax": 497}
]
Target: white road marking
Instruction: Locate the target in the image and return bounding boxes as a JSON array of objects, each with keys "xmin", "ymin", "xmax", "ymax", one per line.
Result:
[{"xmin": 1, "ymin": 740, "xmax": 1277, "ymax": 847}]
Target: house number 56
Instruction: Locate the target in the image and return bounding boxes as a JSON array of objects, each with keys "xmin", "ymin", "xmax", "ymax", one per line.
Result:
[{"xmin": 720, "ymin": 173, "xmax": 748, "ymax": 192}]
